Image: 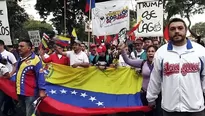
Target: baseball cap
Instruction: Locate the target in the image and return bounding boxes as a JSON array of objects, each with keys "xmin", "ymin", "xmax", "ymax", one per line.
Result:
[
  {"xmin": 134, "ymin": 37, "xmax": 143, "ymax": 44},
  {"xmin": 97, "ymin": 45, "xmax": 106, "ymax": 53},
  {"xmin": 90, "ymin": 44, "xmax": 96, "ymax": 48}
]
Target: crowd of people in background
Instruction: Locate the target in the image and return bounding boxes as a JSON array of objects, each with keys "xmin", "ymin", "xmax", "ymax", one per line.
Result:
[{"xmin": 0, "ymin": 18, "xmax": 205, "ymax": 116}]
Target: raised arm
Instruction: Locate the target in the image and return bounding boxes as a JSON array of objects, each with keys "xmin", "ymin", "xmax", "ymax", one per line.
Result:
[{"xmin": 121, "ymin": 49, "xmax": 143, "ymax": 68}]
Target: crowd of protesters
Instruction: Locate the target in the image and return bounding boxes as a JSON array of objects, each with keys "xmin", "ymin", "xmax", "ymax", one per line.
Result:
[{"xmin": 0, "ymin": 18, "xmax": 205, "ymax": 116}]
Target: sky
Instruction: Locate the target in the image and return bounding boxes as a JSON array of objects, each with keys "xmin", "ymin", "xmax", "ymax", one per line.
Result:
[{"xmin": 18, "ymin": 0, "xmax": 205, "ymax": 31}]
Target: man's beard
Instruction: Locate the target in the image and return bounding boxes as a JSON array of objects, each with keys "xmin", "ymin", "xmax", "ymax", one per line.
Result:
[{"xmin": 170, "ymin": 34, "xmax": 186, "ymax": 44}]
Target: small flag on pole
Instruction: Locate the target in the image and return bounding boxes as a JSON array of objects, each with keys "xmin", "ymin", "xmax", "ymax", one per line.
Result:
[
  {"xmin": 85, "ymin": 0, "xmax": 95, "ymax": 12},
  {"xmin": 42, "ymin": 33, "xmax": 50, "ymax": 41},
  {"xmin": 72, "ymin": 28, "xmax": 78, "ymax": 40},
  {"xmin": 39, "ymin": 33, "xmax": 49, "ymax": 50}
]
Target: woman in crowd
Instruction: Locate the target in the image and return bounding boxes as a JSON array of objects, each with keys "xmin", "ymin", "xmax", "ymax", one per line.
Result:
[{"xmin": 120, "ymin": 44, "xmax": 162, "ymax": 116}]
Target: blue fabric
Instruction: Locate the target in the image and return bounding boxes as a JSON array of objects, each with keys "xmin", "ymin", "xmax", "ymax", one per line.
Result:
[
  {"xmin": 35, "ymin": 61, "xmax": 46, "ymax": 90},
  {"xmin": 86, "ymin": 0, "xmax": 95, "ymax": 9},
  {"xmin": 167, "ymin": 39, "xmax": 193, "ymax": 50},
  {"xmin": 46, "ymin": 82, "xmax": 142, "ymax": 108},
  {"xmin": 89, "ymin": 54, "xmax": 95, "ymax": 63},
  {"xmin": 199, "ymin": 57, "xmax": 204, "ymax": 80}
]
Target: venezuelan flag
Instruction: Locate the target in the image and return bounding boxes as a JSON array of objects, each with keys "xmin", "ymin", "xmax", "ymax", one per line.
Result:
[
  {"xmin": 57, "ymin": 35, "xmax": 71, "ymax": 42},
  {"xmin": 0, "ymin": 63, "xmax": 151, "ymax": 115}
]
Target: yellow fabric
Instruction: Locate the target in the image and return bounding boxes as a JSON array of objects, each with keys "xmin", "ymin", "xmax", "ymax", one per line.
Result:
[
  {"xmin": 45, "ymin": 63, "xmax": 143, "ymax": 95},
  {"xmin": 42, "ymin": 39, "xmax": 48, "ymax": 48},
  {"xmin": 57, "ymin": 36, "xmax": 71, "ymax": 41},
  {"xmin": 71, "ymin": 28, "xmax": 77, "ymax": 38}
]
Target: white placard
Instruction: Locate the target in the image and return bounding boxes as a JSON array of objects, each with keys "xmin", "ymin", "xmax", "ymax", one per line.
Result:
[
  {"xmin": 28, "ymin": 30, "xmax": 41, "ymax": 47},
  {"xmin": 135, "ymin": 0, "xmax": 163, "ymax": 37},
  {"xmin": 85, "ymin": 21, "xmax": 92, "ymax": 32},
  {"xmin": 92, "ymin": 0, "xmax": 130, "ymax": 36},
  {"xmin": 0, "ymin": 1, "xmax": 12, "ymax": 45}
]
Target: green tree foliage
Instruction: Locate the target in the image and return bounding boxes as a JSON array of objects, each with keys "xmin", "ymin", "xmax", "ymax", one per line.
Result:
[
  {"xmin": 35, "ymin": 0, "xmax": 205, "ymax": 40},
  {"xmin": 7, "ymin": 0, "xmax": 29, "ymax": 40},
  {"xmin": 23, "ymin": 20, "xmax": 54, "ymax": 39},
  {"xmin": 191, "ymin": 22, "xmax": 205, "ymax": 37},
  {"xmin": 164, "ymin": 0, "xmax": 205, "ymax": 35},
  {"xmin": 35, "ymin": 0, "xmax": 85, "ymax": 35},
  {"xmin": 24, "ymin": 20, "xmax": 53, "ymax": 32},
  {"xmin": 161, "ymin": 0, "xmax": 205, "ymax": 39}
]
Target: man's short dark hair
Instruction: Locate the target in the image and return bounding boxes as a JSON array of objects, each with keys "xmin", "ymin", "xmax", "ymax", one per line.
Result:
[
  {"xmin": 168, "ymin": 18, "xmax": 187, "ymax": 30},
  {"xmin": 0, "ymin": 40, "xmax": 5, "ymax": 46},
  {"xmin": 20, "ymin": 40, "xmax": 33, "ymax": 48},
  {"xmin": 143, "ymin": 37, "xmax": 152, "ymax": 42}
]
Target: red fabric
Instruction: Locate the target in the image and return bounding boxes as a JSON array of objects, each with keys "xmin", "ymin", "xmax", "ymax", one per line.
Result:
[
  {"xmin": 43, "ymin": 53, "xmax": 70, "ymax": 66},
  {"xmin": 56, "ymin": 40, "xmax": 69, "ymax": 47},
  {"xmin": 85, "ymin": 2, "xmax": 89, "ymax": 12},
  {"xmin": 95, "ymin": 36, "xmax": 104, "ymax": 45},
  {"xmin": 164, "ymin": 25, "xmax": 169, "ymax": 41},
  {"xmin": 0, "ymin": 78, "xmax": 152, "ymax": 115},
  {"xmin": 39, "ymin": 97, "xmax": 151, "ymax": 116},
  {"xmin": 0, "ymin": 78, "xmax": 17, "ymax": 100},
  {"xmin": 129, "ymin": 32, "xmax": 136, "ymax": 41},
  {"xmin": 105, "ymin": 35, "xmax": 112, "ymax": 43},
  {"xmin": 97, "ymin": 45, "xmax": 106, "ymax": 53},
  {"xmin": 24, "ymin": 70, "xmax": 37, "ymax": 96}
]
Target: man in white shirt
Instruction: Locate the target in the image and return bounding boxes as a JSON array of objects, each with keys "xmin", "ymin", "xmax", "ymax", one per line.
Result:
[
  {"xmin": 0, "ymin": 40, "xmax": 17, "ymax": 76},
  {"xmin": 0, "ymin": 40, "xmax": 17, "ymax": 116},
  {"xmin": 58, "ymin": 40, "xmax": 89, "ymax": 68},
  {"xmin": 147, "ymin": 18, "xmax": 205, "ymax": 116}
]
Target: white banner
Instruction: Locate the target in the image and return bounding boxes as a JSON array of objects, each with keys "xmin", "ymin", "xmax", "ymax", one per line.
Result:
[
  {"xmin": 136, "ymin": 0, "xmax": 163, "ymax": 37},
  {"xmin": 92, "ymin": 0, "xmax": 130, "ymax": 36},
  {"xmin": 0, "ymin": 1, "xmax": 12, "ymax": 45},
  {"xmin": 28, "ymin": 30, "xmax": 41, "ymax": 47}
]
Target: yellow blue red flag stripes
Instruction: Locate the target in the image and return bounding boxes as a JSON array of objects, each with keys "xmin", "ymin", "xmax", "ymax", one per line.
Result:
[{"xmin": 0, "ymin": 63, "xmax": 151, "ymax": 115}]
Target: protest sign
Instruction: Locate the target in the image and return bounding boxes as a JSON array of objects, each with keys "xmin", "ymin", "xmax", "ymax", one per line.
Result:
[
  {"xmin": 85, "ymin": 21, "xmax": 92, "ymax": 32},
  {"xmin": 136, "ymin": 0, "xmax": 163, "ymax": 37},
  {"xmin": 92, "ymin": 0, "xmax": 130, "ymax": 36},
  {"xmin": 28, "ymin": 30, "xmax": 41, "ymax": 47},
  {"xmin": 0, "ymin": 1, "xmax": 12, "ymax": 45}
]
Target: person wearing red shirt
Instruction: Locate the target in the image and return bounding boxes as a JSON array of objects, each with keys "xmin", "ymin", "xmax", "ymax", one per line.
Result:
[{"xmin": 40, "ymin": 44, "xmax": 70, "ymax": 66}]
